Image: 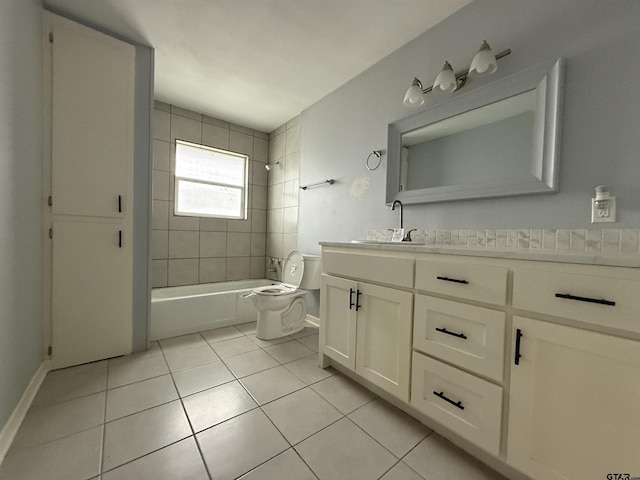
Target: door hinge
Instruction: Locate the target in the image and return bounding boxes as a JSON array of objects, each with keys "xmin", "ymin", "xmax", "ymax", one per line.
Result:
[
  {"xmin": 49, "ymin": 228, "xmax": 53, "ymax": 239},
  {"xmin": 49, "ymin": 32, "xmax": 53, "ymax": 43},
  {"xmin": 47, "ymin": 346, "xmax": 52, "ymax": 356},
  {"xmin": 48, "ymin": 195, "xmax": 52, "ymax": 206}
]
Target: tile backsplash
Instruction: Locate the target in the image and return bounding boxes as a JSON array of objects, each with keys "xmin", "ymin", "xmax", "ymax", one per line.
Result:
[{"xmin": 367, "ymin": 228, "xmax": 640, "ymax": 256}]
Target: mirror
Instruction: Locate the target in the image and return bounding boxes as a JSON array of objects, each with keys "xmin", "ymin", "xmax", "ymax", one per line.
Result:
[{"xmin": 386, "ymin": 58, "xmax": 564, "ymax": 204}]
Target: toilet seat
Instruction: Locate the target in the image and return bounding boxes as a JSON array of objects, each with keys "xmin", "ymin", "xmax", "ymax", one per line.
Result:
[
  {"xmin": 252, "ymin": 284, "xmax": 298, "ymax": 296},
  {"xmin": 252, "ymin": 251, "xmax": 305, "ymax": 297}
]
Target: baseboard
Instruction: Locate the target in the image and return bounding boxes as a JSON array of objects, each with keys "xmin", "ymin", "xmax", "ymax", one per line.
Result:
[
  {"xmin": 305, "ymin": 314, "xmax": 319, "ymax": 328},
  {"xmin": 0, "ymin": 360, "xmax": 50, "ymax": 463}
]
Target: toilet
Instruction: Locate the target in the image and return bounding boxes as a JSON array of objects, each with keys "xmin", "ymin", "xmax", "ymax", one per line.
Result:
[{"xmin": 249, "ymin": 252, "xmax": 321, "ymax": 340}]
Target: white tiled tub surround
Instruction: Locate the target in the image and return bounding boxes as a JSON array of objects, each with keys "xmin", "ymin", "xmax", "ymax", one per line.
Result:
[
  {"xmin": 266, "ymin": 117, "xmax": 301, "ymax": 281},
  {"xmin": 367, "ymin": 228, "xmax": 640, "ymax": 256},
  {"xmin": 0, "ymin": 324, "xmax": 507, "ymax": 480},
  {"xmin": 151, "ymin": 102, "xmax": 270, "ymax": 288}
]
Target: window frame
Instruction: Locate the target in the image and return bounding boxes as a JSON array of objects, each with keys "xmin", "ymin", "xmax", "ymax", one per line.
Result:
[{"xmin": 173, "ymin": 139, "xmax": 249, "ymax": 220}]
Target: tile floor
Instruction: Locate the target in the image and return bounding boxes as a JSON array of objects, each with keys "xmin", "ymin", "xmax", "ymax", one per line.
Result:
[{"xmin": 0, "ymin": 322, "xmax": 508, "ymax": 480}]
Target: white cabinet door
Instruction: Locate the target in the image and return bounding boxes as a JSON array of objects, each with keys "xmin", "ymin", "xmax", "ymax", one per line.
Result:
[
  {"xmin": 508, "ymin": 316, "xmax": 640, "ymax": 480},
  {"xmin": 52, "ymin": 221, "xmax": 132, "ymax": 369},
  {"xmin": 46, "ymin": 13, "xmax": 134, "ymax": 369},
  {"xmin": 51, "ymin": 14, "xmax": 134, "ymax": 218},
  {"xmin": 320, "ymin": 274, "xmax": 357, "ymax": 370},
  {"xmin": 356, "ymin": 282, "xmax": 413, "ymax": 401}
]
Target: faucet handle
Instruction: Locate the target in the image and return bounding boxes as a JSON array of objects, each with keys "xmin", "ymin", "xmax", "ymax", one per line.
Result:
[{"xmin": 403, "ymin": 229, "xmax": 418, "ymax": 242}]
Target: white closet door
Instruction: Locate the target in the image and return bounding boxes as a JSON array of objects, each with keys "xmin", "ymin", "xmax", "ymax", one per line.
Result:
[
  {"xmin": 51, "ymin": 14, "xmax": 134, "ymax": 218},
  {"xmin": 52, "ymin": 221, "xmax": 132, "ymax": 369}
]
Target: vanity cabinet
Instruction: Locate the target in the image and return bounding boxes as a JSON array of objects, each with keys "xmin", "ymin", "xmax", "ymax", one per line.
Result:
[
  {"xmin": 411, "ymin": 258, "xmax": 508, "ymax": 456},
  {"xmin": 320, "ymin": 251, "xmax": 414, "ymax": 402},
  {"xmin": 320, "ymin": 243, "xmax": 640, "ymax": 480},
  {"xmin": 507, "ymin": 316, "xmax": 640, "ymax": 480}
]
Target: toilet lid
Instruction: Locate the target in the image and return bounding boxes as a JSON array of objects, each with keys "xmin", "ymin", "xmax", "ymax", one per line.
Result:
[{"xmin": 282, "ymin": 251, "xmax": 304, "ymax": 288}]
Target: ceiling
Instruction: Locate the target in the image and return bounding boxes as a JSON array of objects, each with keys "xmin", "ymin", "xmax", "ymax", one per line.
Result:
[{"xmin": 45, "ymin": 0, "xmax": 471, "ymax": 132}]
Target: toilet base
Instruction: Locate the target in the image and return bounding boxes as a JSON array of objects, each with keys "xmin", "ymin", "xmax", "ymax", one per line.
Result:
[{"xmin": 255, "ymin": 297, "xmax": 306, "ymax": 340}]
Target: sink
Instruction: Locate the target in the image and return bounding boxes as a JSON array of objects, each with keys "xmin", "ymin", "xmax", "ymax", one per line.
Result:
[{"xmin": 351, "ymin": 240, "xmax": 426, "ymax": 246}]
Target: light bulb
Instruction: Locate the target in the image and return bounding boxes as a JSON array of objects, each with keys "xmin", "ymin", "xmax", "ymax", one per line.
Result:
[
  {"xmin": 403, "ymin": 78, "xmax": 424, "ymax": 106},
  {"xmin": 469, "ymin": 41, "xmax": 497, "ymax": 75},
  {"xmin": 433, "ymin": 61, "xmax": 457, "ymax": 92}
]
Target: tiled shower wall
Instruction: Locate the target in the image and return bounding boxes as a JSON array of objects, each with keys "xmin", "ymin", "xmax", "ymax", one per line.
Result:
[
  {"xmin": 151, "ymin": 102, "xmax": 270, "ymax": 288},
  {"xmin": 265, "ymin": 117, "xmax": 300, "ymax": 281}
]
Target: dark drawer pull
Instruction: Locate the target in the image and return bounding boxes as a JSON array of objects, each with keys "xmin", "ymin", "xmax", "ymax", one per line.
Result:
[
  {"xmin": 436, "ymin": 276, "xmax": 469, "ymax": 285},
  {"xmin": 118, "ymin": 230, "xmax": 122, "ymax": 248},
  {"xmin": 433, "ymin": 391, "xmax": 464, "ymax": 410},
  {"xmin": 514, "ymin": 328, "xmax": 523, "ymax": 365},
  {"xmin": 349, "ymin": 288, "xmax": 355, "ymax": 310},
  {"xmin": 435, "ymin": 327, "xmax": 467, "ymax": 339},
  {"xmin": 355, "ymin": 290, "xmax": 362, "ymax": 311},
  {"xmin": 118, "ymin": 194, "xmax": 122, "ymax": 213},
  {"xmin": 555, "ymin": 293, "xmax": 615, "ymax": 306}
]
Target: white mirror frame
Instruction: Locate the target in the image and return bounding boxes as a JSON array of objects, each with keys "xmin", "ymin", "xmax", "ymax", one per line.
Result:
[{"xmin": 386, "ymin": 58, "xmax": 564, "ymax": 205}]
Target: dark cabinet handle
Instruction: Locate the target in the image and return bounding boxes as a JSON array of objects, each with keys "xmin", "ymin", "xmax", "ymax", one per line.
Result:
[
  {"xmin": 555, "ymin": 293, "xmax": 615, "ymax": 306},
  {"xmin": 433, "ymin": 391, "xmax": 464, "ymax": 410},
  {"xmin": 349, "ymin": 288, "xmax": 355, "ymax": 310},
  {"xmin": 355, "ymin": 290, "xmax": 362, "ymax": 311},
  {"xmin": 118, "ymin": 195, "xmax": 122, "ymax": 213},
  {"xmin": 118, "ymin": 230, "xmax": 122, "ymax": 248},
  {"xmin": 514, "ymin": 328, "xmax": 523, "ymax": 365},
  {"xmin": 435, "ymin": 327, "xmax": 467, "ymax": 339},
  {"xmin": 436, "ymin": 276, "xmax": 469, "ymax": 285}
]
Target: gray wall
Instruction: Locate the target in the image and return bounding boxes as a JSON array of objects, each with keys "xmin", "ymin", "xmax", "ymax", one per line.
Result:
[
  {"xmin": 298, "ymin": 0, "xmax": 640, "ymax": 253},
  {"xmin": 0, "ymin": 0, "xmax": 43, "ymax": 428}
]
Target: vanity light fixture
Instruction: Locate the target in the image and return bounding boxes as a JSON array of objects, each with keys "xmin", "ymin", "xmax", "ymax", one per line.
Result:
[
  {"xmin": 264, "ymin": 161, "xmax": 280, "ymax": 171},
  {"xmin": 403, "ymin": 40, "xmax": 511, "ymax": 107}
]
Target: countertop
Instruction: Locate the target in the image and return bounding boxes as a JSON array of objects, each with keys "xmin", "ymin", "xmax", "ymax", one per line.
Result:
[{"xmin": 319, "ymin": 241, "xmax": 640, "ymax": 268}]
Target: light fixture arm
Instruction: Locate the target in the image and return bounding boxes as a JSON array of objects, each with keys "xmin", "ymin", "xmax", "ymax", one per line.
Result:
[{"xmin": 421, "ymin": 48, "xmax": 511, "ymax": 94}]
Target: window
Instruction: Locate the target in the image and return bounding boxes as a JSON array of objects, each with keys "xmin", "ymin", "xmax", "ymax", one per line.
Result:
[{"xmin": 174, "ymin": 140, "xmax": 248, "ymax": 219}]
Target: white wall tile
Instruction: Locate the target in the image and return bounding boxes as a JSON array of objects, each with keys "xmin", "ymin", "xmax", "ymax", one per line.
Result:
[
  {"xmin": 168, "ymin": 231, "xmax": 199, "ymax": 259},
  {"xmin": 171, "ymin": 114, "xmax": 201, "ymax": 144},
  {"xmin": 269, "ymin": 133, "xmax": 285, "ymax": 161},
  {"xmin": 251, "ymin": 233, "xmax": 267, "ymax": 257},
  {"xmin": 254, "ymin": 137, "xmax": 269, "ymax": 163},
  {"xmin": 199, "ymin": 232, "xmax": 227, "ymax": 257},
  {"xmin": 227, "ymin": 257, "xmax": 250, "ymax": 281},
  {"xmin": 168, "ymin": 259, "xmax": 199, "ymax": 286},
  {"xmin": 199, "ymin": 258, "xmax": 226, "ymax": 283},
  {"xmin": 151, "ymin": 230, "xmax": 169, "ymax": 260},
  {"xmin": 152, "ymin": 200, "xmax": 169, "ymax": 230},
  {"xmin": 227, "ymin": 233, "xmax": 251, "ymax": 257},
  {"xmin": 251, "ymin": 257, "xmax": 266, "ymax": 279},
  {"xmin": 153, "ymin": 169, "xmax": 170, "ymax": 201},
  {"xmin": 267, "ymin": 208, "xmax": 284, "ymax": 234},
  {"xmin": 153, "ymin": 140, "xmax": 171, "ymax": 171},
  {"xmin": 202, "ymin": 123, "xmax": 229, "ymax": 150},
  {"xmin": 152, "ymin": 260, "xmax": 168, "ymax": 288},
  {"xmin": 230, "ymin": 130, "xmax": 253, "ymax": 157},
  {"xmin": 153, "ymin": 110, "xmax": 170, "ymax": 141}
]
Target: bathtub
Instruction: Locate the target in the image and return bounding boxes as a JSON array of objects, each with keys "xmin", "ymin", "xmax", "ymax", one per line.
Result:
[{"xmin": 150, "ymin": 279, "xmax": 276, "ymax": 341}]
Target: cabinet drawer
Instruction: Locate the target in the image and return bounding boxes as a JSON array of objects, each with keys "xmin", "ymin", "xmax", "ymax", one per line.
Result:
[
  {"xmin": 512, "ymin": 267, "xmax": 640, "ymax": 334},
  {"xmin": 411, "ymin": 352, "xmax": 502, "ymax": 455},
  {"xmin": 323, "ymin": 252, "xmax": 414, "ymax": 288},
  {"xmin": 415, "ymin": 259, "xmax": 508, "ymax": 306},
  {"xmin": 413, "ymin": 295, "xmax": 505, "ymax": 381}
]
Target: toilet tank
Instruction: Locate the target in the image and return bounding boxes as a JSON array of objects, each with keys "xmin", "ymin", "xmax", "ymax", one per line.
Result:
[{"xmin": 300, "ymin": 254, "xmax": 321, "ymax": 289}]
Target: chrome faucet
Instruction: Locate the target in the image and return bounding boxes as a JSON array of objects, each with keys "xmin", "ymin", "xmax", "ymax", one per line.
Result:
[
  {"xmin": 391, "ymin": 200, "xmax": 403, "ymax": 229},
  {"xmin": 391, "ymin": 200, "xmax": 416, "ymax": 241}
]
